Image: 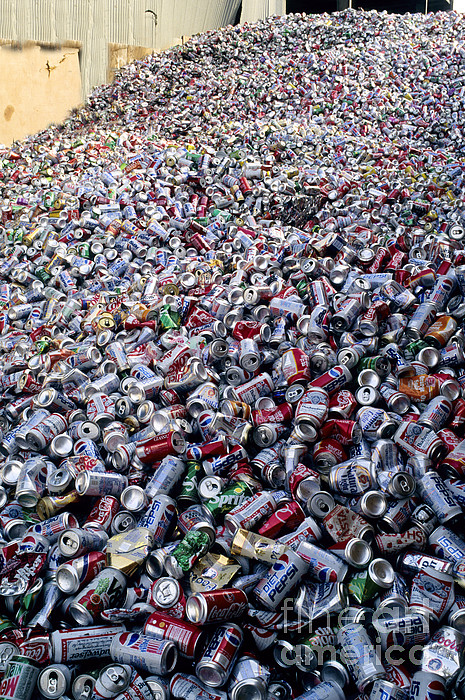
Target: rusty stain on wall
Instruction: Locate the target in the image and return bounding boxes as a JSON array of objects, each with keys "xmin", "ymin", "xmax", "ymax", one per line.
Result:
[{"xmin": 0, "ymin": 44, "xmax": 81, "ymax": 146}]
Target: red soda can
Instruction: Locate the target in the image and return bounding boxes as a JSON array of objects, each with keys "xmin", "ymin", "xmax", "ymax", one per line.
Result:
[
  {"xmin": 320, "ymin": 419, "xmax": 362, "ymax": 446},
  {"xmin": 84, "ymin": 495, "xmax": 120, "ymax": 532},
  {"xmin": 135, "ymin": 431, "xmax": 186, "ymax": 465},
  {"xmin": 185, "ymin": 436, "xmax": 227, "ymax": 461},
  {"xmin": 258, "ymin": 501, "xmax": 305, "ymax": 539},
  {"xmin": 195, "ymin": 623, "xmax": 243, "ymax": 687},
  {"xmin": 328, "ymin": 390, "xmax": 358, "ymax": 419},
  {"xmin": 251, "ymin": 403, "xmax": 293, "ymax": 426},
  {"xmin": 17, "ymin": 632, "xmax": 51, "ymax": 665},
  {"xmin": 309, "ymin": 365, "xmax": 352, "ymax": 395},
  {"xmin": 437, "ymin": 429, "xmax": 462, "ymax": 453},
  {"xmin": 143, "ymin": 611, "xmax": 205, "ymax": 659},
  {"xmin": 186, "ymin": 589, "xmax": 249, "ymax": 625},
  {"xmin": 281, "ymin": 348, "xmax": 312, "ymax": 384}
]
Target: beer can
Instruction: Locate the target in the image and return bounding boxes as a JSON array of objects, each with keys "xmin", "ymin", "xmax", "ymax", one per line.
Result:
[{"xmin": 337, "ymin": 623, "xmax": 385, "ymax": 691}]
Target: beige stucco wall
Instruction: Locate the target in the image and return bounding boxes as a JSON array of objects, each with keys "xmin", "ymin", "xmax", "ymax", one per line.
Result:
[{"xmin": 0, "ymin": 43, "xmax": 81, "ymax": 146}]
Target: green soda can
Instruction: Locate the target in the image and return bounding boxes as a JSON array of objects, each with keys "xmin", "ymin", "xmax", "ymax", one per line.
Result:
[
  {"xmin": 348, "ymin": 558, "xmax": 395, "ymax": 604},
  {"xmin": 0, "ymin": 655, "xmax": 40, "ymax": 700},
  {"xmin": 159, "ymin": 305, "xmax": 180, "ymax": 330},
  {"xmin": 358, "ymin": 355, "xmax": 391, "ymax": 377},
  {"xmin": 203, "ymin": 480, "xmax": 252, "ymax": 519},
  {"xmin": 164, "ymin": 531, "xmax": 209, "ymax": 579},
  {"xmin": 404, "ymin": 339, "xmax": 429, "ymax": 361},
  {"xmin": 177, "ymin": 460, "xmax": 202, "ymax": 507}
]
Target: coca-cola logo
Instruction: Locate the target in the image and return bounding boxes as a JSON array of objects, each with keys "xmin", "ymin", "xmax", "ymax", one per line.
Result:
[{"xmin": 207, "ymin": 602, "xmax": 247, "ymax": 621}]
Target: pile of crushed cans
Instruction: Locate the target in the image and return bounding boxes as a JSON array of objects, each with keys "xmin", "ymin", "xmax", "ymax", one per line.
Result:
[{"xmin": 2, "ymin": 7, "xmax": 465, "ymax": 700}]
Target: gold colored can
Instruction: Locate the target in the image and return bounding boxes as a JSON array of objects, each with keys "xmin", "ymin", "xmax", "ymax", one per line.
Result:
[
  {"xmin": 231, "ymin": 528, "xmax": 288, "ymax": 564},
  {"xmin": 106, "ymin": 527, "xmax": 154, "ymax": 575},
  {"xmin": 37, "ymin": 490, "xmax": 81, "ymax": 520}
]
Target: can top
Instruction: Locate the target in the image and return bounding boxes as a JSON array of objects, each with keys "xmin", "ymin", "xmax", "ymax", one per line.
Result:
[
  {"xmin": 369, "ymin": 558, "xmax": 395, "ymax": 589},
  {"xmin": 151, "ymin": 577, "xmax": 182, "ymax": 608},
  {"xmin": 38, "ymin": 666, "xmax": 69, "ymax": 699}
]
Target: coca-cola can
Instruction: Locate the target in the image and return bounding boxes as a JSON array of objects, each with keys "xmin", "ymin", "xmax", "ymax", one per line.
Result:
[{"xmin": 186, "ymin": 589, "xmax": 249, "ymax": 625}]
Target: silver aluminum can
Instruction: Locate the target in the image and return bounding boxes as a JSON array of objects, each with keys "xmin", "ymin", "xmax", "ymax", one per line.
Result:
[
  {"xmin": 110, "ymin": 633, "xmax": 177, "ymax": 676},
  {"xmin": 94, "ymin": 664, "xmax": 132, "ymax": 698},
  {"xmin": 337, "ymin": 623, "xmax": 385, "ymax": 691},
  {"xmin": 75, "ymin": 470, "xmax": 128, "ymax": 497},
  {"xmin": 195, "ymin": 623, "xmax": 243, "ymax": 688},
  {"xmin": 37, "ymin": 664, "xmax": 72, "ymax": 699},
  {"xmin": 50, "ymin": 625, "xmax": 126, "ymax": 663},
  {"xmin": 255, "ymin": 549, "xmax": 309, "ymax": 611}
]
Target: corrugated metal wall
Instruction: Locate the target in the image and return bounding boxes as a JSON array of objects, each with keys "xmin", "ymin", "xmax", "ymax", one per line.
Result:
[
  {"xmin": 241, "ymin": 0, "xmax": 285, "ymax": 23},
  {"xmin": 0, "ymin": 0, "xmax": 242, "ymax": 99}
]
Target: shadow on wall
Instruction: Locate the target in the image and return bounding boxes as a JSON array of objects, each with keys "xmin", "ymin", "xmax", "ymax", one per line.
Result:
[{"xmin": 0, "ymin": 43, "xmax": 81, "ymax": 146}]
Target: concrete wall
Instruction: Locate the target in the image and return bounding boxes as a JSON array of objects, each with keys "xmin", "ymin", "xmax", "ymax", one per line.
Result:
[{"xmin": 0, "ymin": 43, "xmax": 81, "ymax": 145}]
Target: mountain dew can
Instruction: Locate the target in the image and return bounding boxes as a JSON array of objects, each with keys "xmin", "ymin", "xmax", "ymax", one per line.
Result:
[{"xmin": 0, "ymin": 655, "xmax": 39, "ymax": 700}]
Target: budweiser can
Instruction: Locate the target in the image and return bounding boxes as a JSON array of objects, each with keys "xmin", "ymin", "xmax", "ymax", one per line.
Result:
[{"xmin": 50, "ymin": 625, "xmax": 126, "ymax": 663}]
